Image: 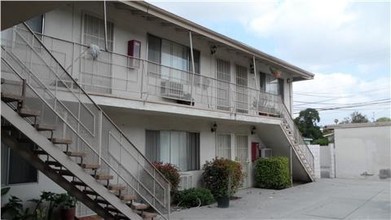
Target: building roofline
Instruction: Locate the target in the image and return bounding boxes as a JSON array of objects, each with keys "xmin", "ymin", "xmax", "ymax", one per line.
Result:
[
  {"xmin": 324, "ymin": 122, "xmax": 391, "ymax": 130},
  {"xmin": 119, "ymin": 0, "xmax": 314, "ymax": 81}
]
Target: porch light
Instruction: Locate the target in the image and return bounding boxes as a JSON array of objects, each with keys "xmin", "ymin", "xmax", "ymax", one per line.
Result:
[
  {"xmin": 211, "ymin": 122, "xmax": 217, "ymax": 132},
  {"xmin": 251, "ymin": 126, "xmax": 256, "ymax": 135},
  {"xmin": 210, "ymin": 45, "xmax": 217, "ymax": 55}
]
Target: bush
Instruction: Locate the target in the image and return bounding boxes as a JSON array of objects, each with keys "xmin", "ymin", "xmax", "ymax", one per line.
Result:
[
  {"xmin": 174, "ymin": 188, "xmax": 214, "ymax": 208},
  {"xmin": 152, "ymin": 162, "xmax": 180, "ymax": 192},
  {"xmin": 254, "ymin": 156, "xmax": 290, "ymax": 189},
  {"xmin": 202, "ymin": 157, "xmax": 244, "ymax": 199}
]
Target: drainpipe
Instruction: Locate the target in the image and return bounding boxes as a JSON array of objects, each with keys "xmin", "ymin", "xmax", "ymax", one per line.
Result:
[
  {"xmin": 189, "ymin": 31, "xmax": 196, "ymax": 106},
  {"xmin": 103, "ymin": 0, "xmax": 108, "ymax": 51}
]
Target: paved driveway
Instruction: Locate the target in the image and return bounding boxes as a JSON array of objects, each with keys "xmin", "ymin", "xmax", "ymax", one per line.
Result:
[{"xmin": 170, "ymin": 178, "xmax": 391, "ymax": 220}]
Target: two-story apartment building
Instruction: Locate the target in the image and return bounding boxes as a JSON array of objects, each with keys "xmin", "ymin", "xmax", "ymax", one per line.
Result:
[{"xmin": 1, "ymin": 1, "xmax": 315, "ymax": 219}]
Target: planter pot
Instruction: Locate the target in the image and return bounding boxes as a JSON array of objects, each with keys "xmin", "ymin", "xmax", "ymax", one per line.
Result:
[
  {"xmin": 217, "ymin": 196, "xmax": 230, "ymax": 208},
  {"xmin": 60, "ymin": 207, "xmax": 75, "ymax": 220}
]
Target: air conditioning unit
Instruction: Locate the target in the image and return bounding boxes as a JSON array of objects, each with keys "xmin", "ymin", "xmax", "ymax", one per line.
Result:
[
  {"xmin": 161, "ymin": 80, "xmax": 184, "ymax": 99},
  {"xmin": 261, "ymin": 148, "xmax": 272, "ymax": 158},
  {"xmin": 178, "ymin": 173, "xmax": 193, "ymax": 190}
]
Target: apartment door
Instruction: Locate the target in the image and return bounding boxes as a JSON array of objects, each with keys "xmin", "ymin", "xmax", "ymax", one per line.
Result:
[
  {"xmin": 235, "ymin": 65, "xmax": 248, "ymax": 113},
  {"xmin": 216, "ymin": 134, "xmax": 231, "ymax": 159},
  {"xmin": 216, "ymin": 59, "xmax": 231, "ymax": 111},
  {"xmin": 236, "ymin": 135, "xmax": 250, "ymax": 188}
]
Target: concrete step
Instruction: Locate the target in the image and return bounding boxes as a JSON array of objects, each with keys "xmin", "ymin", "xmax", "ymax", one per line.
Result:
[
  {"xmin": 94, "ymin": 173, "xmax": 113, "ymax": 180},
  {"xmin": 49, "ymin": 137, "xmax": 72, "ymax": 145},
  {"xmin": 1, "ymin": 92, "xmax": 24, "ymax": 103},
  {"xmin": 107, "ymin": 184, "xmax": 126, "ymax": 191},
  {"xmin": 18, "ymin": 108, "xmax": 40, "ymax": 117},
  {"xmin": 131, "ymin": 202, "xmax": 149, "ymax": 210},
  {"xmin": 36, "ymin": 124, "xmax": 56, "ymax": 131},
  {"xmin": 80, "ymin": 163, "xmax": 100, "ymax": 170},
  {"xmin": 65, "ymin": 151, "xmax": 86, "ymax": 158},
  {"xmin": 120, "ymin": 194, "xmax": 137, "ymax": 202}
]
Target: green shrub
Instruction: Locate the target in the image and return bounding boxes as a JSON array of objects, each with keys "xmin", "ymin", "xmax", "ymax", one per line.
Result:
[
  {"xmin": 174, "ymin": 188, "xmax": 214, "ymax": 208},
  {"xmin": 152, "ymin": 162, "xmax": 180, "ymax": 192},
  {"xmin": 202, "ymin": 157, "xmax": 244, "ymax": 199},
  {"xmin": 254, "ymin": 156, "xmax": 291, "ymax": 189}
]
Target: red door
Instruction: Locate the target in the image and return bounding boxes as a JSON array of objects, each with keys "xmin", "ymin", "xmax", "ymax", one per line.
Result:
[{"xmin": 251, "ymin": 142, "xmax": 260, "ymax": 162}]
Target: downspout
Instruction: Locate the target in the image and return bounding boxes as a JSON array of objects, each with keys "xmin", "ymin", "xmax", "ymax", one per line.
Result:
[
  {"xmin": 189, "ymin": 31, "xmax": 196, "ymax": 106},
  {"xmin": 290, "ymin": 144, "xmax": 293, "ymax": 186},
  {"xmin": 103, "ymin": 0, "xmax": 108, "ymax": 51}
]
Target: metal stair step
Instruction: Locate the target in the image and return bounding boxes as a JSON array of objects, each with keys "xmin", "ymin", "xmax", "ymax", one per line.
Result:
[
  {"xmin": 71, "ymin": 180, "xmax": 87, "ymax": 187},
  {"xmin": 105, "ymin": 206, "xmax": 120, "ymax": 213},
  {"xmin": 80, "ymin": 163, "xmax": 100, "ymax": 170},
  {"xmin": 107, "ymin": 184, "xmax": 126, "ymax": 191},
  {"xmin": 120, "ymin": 194, "xmax": 137, "ymax": 202},
  {"xmin": 34, "ymin": 150, "xmax": 48, "ymax": 155},
  {"xmin": 18, "ymin": 108, "xmax": 40, "ymax": 117},
  {"xmin": 49, "ymin": 137, "xmax": 72, "ymax": 145},
  {"xmin": 131, "ymin": 202, "xmax": 149, "ymax": 210},
  {"xmin": 84, "ymin": 189, "xmax": 99, "ymax": 196},
  {"xmin": 36, "ymin": 124, "xmax": 57, "ymax": 131},
  {"xmin": 56, "ymin": 169, "xmax": 74, "ymax": 176},
  {"xmin": 1, "ymin": 92, "xmax": 24, "ymax": 103},
  {"xmin": 93, "ymin": 173, "xmax": 113, "ymax": 180},
  {"xmin": 45, "ymin": 160, "xmax": 62, "ymax": 167},
  {"xmin": 65, "ymin": 151, "xmax": 86, "ymax": 158}
]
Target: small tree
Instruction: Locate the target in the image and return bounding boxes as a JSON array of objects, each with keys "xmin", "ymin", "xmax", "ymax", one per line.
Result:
[
  {"xmin": 340, "ymin": 111, "xmax": 369, "ymax": 124},
  {"xmin": 294, "ymin": 108, "xmax": 323, "ymax": 141},
  {"xmin": 376, "ymin": 117, "xmax": 391, "ymax": 122}
]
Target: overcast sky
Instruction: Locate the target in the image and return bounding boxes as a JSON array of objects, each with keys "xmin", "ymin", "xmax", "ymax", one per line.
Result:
[{"xmin": 149, "ymin": 0, "xmax": 390, "ymax": 125}]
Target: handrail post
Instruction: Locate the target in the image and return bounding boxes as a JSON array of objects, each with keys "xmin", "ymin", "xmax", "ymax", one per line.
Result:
[
  {"xmin": 189, "ymin": 31, "xmax": 196, "ymax": 106},
  {"xmin": 98, "ymin": 110, "xmax": 103, "ymax": 165}
]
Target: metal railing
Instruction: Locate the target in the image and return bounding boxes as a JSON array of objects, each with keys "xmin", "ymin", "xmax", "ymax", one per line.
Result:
[
  {"xmin": 279, "ymin": 99, "xmax": 315, "ymax": 177},
  {"xmin": 34, "ymin": 32, "xmax": 282, "ymax": 117},
  {"xmin": 1, "ymin": 23, "xmax": 170, "ymax": 219}
]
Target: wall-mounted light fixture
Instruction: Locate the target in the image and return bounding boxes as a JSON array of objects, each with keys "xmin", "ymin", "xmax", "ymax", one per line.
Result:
[
  {"xmin": 211, "ymin": 122, "xmax": 217, "ymax": 133},
  {"xmin": 210, "ymin": 45, "xmax": 217, "ymax": 55},
  {"xmin": 251, "ymin": 126, "xmax": 256, "ymax": 135}
]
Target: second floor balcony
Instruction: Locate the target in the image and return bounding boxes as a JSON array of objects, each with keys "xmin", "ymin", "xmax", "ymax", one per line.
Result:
[{"xmin": 20, "ymin": 31, "xmax": 286, "ymax": 120}]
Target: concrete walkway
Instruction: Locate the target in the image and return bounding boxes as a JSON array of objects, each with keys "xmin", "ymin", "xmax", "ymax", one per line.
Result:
[{"xmin": 170, "ymin": 178, "xmax": 391, "ymax": 220}]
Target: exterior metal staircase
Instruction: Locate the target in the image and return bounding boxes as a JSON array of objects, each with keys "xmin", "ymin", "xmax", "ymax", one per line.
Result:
[
  {"xmin": 279, "ymin": 102, "xmax": 315, "ymax": 181},
  {"xmin": 1, "ymin": 23, "xmax": 170, "ymax": 219}
]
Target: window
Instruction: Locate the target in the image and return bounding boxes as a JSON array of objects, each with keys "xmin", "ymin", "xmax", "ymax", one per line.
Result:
[
  {"xmin": 1, "ymin": 142, "xmax": 38, "ymax": 185},
  {"xmin": 259, "ymin": 72, "xmax": 283, "ymax": 97},
  {"xmin": 216, "ymin": 134, "xmax": 231, "ymax": 159},
  {"xmin": 147, "ymin": 35, "xmax": 200, "ymax": 81},
  {"xmin": 83, "ymin": 14, "xmax": 114, "ymax": 51},
  {"xmin": 216, "ymin": 59, "xmax": 231, "ymax": 110},
  {"xmin": 145, "ymin": 130, "xmax": 200, "ymax": 171}
]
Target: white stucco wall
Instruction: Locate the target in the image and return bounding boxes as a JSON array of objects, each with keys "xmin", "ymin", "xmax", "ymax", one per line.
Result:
[
  {"xmin": 308, "ymin": 145, "xmax": 321, "ymax": 179},
  {"xmin": 334, "ymin": 124, "xmax": 391, "ymax": 179}
]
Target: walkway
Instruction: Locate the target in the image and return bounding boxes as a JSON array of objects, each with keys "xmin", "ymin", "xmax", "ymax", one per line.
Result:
[{"xmin": 170, "ymin": 178, "xmax": 391, "ymax": 219}]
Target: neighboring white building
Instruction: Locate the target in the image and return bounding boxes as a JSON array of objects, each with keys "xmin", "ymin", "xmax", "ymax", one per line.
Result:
[
  {"xmin": 1, "ymin": 1, "xmax": 316, "ymax": 219},
  {"xmin": 325, "ymin": 122, "xmax": 391, "ymax": 180}
]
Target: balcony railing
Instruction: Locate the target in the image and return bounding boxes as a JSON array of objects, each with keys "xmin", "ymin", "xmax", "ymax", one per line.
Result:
[{"xmin": 32, "ymin": 33, "xmax": 282, "ymax": 118}]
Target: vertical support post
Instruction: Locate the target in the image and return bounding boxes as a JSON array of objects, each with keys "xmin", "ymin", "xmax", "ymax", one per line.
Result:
[
  {"xmin": 103, "ymin": 0, "xmax": 108, "ymax": 51},
  {"xmin": 253, "ymin": 56, "xmax": 260, "ymax": 113},
  {"xmin": 140, "ymin": 60, "xmax": 145, "ymax": 99},
  {"xmin": 189, "ymin": 31, "xmax": 196, "ymax": 106},
  {"xmin": 290, "ymin": 145, "xmax": 293, "ymax": 186},
  {"xmin": 97, "ymin": 110, "xmax": 103, "ymax": 165}
]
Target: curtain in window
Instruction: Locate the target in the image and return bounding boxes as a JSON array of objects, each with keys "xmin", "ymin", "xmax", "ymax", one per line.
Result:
[
  {"xmin": 145, "ymin": 130, "xmax": 200, "ymax": 171},
  {"xmin": 216, "ymin": 134, "xmax": 231, "ymax": 159}
]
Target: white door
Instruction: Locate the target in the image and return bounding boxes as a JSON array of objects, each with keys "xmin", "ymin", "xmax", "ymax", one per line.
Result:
[
  {"xmin": 216, "ymin": 59, "xmax": 231, "ymax": 111},
  {"xmin": 236, "ymin": 135, "xmax": 250, "ymax": 188}
]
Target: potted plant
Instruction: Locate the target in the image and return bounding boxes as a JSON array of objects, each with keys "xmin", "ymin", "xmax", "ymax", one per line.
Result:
[
  {"xmin": 202, "ymin": 157, "xmax": 243, "ymax": 208},
  {"xmin": 56, "ymin": 193, "xmax": 76, "ymax": 220}
]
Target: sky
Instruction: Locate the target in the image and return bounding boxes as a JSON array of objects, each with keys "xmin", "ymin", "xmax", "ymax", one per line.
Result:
[{"xmin": 148, "ymin": 0, "xmax": 391, "ymax": 126}]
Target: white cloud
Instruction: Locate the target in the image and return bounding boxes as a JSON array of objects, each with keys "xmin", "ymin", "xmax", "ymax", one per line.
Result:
[{"xmin": 293, "ymin": 72, "xmax": 391, "ymax": 125}]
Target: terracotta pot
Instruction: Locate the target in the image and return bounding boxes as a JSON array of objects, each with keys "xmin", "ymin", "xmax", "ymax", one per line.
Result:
[{"xmin": 60, "ymin": 207, "xmax": 76, "ymax": 220}]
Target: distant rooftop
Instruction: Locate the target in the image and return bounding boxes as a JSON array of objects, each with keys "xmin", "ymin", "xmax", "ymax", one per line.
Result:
[{"xmin": 325, "ymin": 122, "xmax": 391, "ymax": 130}]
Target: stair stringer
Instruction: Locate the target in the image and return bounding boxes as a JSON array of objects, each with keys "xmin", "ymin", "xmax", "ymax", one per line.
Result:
[
  {"xmin": 279, "ymin": 123, "xmax": 315, "ymax": 182},
  {"xmin": 1, "ymin": 101, "xmax": 142, "ymax": 220}
]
